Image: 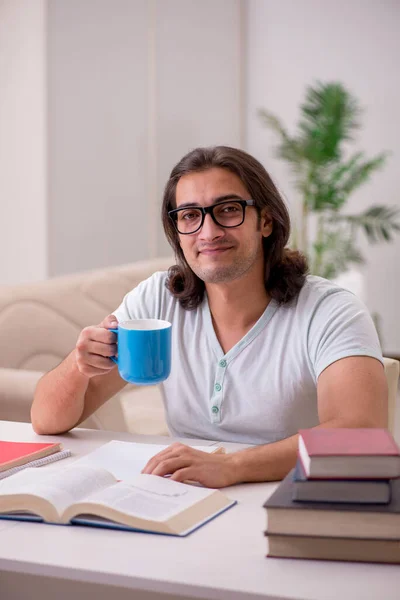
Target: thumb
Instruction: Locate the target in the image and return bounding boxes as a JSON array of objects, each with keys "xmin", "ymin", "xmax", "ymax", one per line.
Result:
[{"xmin": 100, "ymin": 314, "xmax": 119, "ymax": 329}]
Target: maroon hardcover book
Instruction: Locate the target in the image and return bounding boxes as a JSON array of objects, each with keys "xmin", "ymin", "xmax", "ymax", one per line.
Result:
[{"xmin": 298, "ymin": 428, "xmax": 400, "ymax": 479}]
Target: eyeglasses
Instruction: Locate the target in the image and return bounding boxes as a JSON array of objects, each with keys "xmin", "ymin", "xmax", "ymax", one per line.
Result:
[{"xmin": 168, "ymin": 199, "xmax": 256, "ymax": 235}]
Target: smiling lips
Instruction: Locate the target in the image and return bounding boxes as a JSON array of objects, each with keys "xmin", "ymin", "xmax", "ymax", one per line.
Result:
[{"xmin": 197, "ymin": 245, "xmax": 233, "ymax": 255}]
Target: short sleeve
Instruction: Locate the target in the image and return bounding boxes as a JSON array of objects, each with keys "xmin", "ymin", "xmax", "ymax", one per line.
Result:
[
  {"xmin": 111, "ymin": 271, "xmax": 169, "ymax": 323},
  {"xmin": 307, "ymin": 289, "xmax": 383, "ymax": 381}
]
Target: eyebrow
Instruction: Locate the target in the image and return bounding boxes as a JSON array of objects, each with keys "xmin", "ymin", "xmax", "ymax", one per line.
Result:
[{"xmin": 175, "ymin": 194, "xmax": 244, "ymax": 210}]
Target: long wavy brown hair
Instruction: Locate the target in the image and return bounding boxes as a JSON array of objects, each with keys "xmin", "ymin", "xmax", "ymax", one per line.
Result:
[{"xmin": 162, "ymin": 146, "xmax": 308, "ymax": 309}]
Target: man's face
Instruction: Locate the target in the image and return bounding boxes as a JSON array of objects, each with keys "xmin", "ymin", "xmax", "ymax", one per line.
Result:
[{"xmin": 174, "ymin": 168, "xmax": 272, "ymax": 284}]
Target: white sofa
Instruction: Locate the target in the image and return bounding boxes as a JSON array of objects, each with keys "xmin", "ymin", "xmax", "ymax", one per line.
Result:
[
  {"xmin": 0, "ymin": 257, "xmax": 173, "ymax": 435},
  {"xmin": 0, "ymin": 256, "xmax": 398, "ymax": 435}
]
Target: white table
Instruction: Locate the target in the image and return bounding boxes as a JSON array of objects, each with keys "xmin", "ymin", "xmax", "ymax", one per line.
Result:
[{"xmin": 1, "ymin": 421, "xmax": 400, "ymax": 600}]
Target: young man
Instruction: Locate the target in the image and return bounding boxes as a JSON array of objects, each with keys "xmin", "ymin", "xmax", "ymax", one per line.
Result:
[{"xmin": 31, "ymin": 146, "xmax": 388, "ymax": 487}]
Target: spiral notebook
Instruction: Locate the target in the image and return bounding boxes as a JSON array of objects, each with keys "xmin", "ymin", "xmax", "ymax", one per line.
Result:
[{"xmin": 0, "ymin": 440, "xmax": 71, "ymax": 480}]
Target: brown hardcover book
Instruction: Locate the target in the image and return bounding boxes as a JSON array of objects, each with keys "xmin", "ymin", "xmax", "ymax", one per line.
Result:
[
  {"xmin": 265, "ymin": 533, "xmax": 400, "ymax": 564},
  {"xmin": 264, "ymin": 469, "xmax": 400, "ymax": 540}
]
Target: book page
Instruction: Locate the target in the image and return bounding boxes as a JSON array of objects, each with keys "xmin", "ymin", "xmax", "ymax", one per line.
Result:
[
  {"xmin": 72, "ymin": 473, "xmax": 215, "ymax": 521},
  {"xmin": 74, "ymin": 440, "xmax": 221, "ymax": 481},
  {"xmin": 0, "ymin": 465, "xmax": 116, "ymax": 519}
]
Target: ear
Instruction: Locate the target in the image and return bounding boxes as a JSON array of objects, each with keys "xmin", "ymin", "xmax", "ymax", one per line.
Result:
[{"xmin": 261, "ymin": 210, "xmax": 273, "ymax": 238}]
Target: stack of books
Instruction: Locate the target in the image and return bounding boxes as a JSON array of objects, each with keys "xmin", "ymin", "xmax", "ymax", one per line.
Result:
[
  {"xmin": 0, "ymin": 440, "xmax": 70, "ymax": 479},
  {"xmin": 264, "ymin": 428, "xmax": 400, "ymax": 563}
]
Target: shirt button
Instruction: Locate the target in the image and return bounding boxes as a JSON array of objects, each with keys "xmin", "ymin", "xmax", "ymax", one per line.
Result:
[
  {"xmin": 215, "ymin": 383, "xmax": 222, "ymax": 392},
  {"xmin": 219, "ymin": 359, "xmax": 227, "ymax": 368},
  {"xmin": 212, "ymin": 406, "xmax": 219, "ymax": 414}
]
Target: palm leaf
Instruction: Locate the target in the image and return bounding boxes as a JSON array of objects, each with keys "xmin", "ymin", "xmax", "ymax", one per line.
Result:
[
  {"xmin": 308, "ymin": 152, "xmax": 386, "ymax": 212},
  {"xmin": 328, "ymin": 152, "xmax": 365, "ymax": 187},
  {"xmin": 258, "ymin": 109, "xmax": 305, "ymax": 167},
  {"xmin": 298, "ymin": 82, "xmax": 361, "ymax": 165},
  {"xmin": 257, "ymin": 80, "xmax": 396, "ymax": 278},
  {"xmin": 339, "ymin": 205, "xmax": 400, "ymax": 243},
  {"xmin": 338, "ymin": 153, "xmax": 389, "ymax": 196},
  {"xmin": 313, "ymin": 229, "xmax": 365, "ymax": 279},
  {"xmin": 306, "ymin": 167, "xmax": 347, "ymax": 211}
]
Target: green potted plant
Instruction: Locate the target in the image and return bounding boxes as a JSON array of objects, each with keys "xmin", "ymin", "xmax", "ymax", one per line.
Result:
[{"xmin": 258, "ymin": 81, "xmax": 399, "ymax": 280}]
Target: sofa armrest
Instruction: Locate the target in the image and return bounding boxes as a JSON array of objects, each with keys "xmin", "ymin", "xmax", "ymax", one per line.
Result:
[
  {"xmin": 0, "ymin": 368, "xmax": 43, "ymax": 423},
  {"xmin": 0, "ymin": 367, "xmax": 128, "ymax": 432}
]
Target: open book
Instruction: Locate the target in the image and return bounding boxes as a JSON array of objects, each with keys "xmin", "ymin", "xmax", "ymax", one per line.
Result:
[
  {"xmin": 74, "ymin": 440, "xmax": 224, "ymax": 481},
  {"xmin": 0, "ymin": 464, "xmax": 236, "ymax": 536}
]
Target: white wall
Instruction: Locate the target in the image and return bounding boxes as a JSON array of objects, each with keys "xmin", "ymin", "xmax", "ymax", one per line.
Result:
[
  {"xmin": 0, "ymin": 0, "xmax": 47, "ymax": 283},
  {"xmin": 47, "ymin": 0, "xmax": 150, "ymax": 275},
  {"xmin": 0, "ymin": 0, "xmax": 242, "ymax": 281},
  {"xmin": 245, "ymin": 0, "xmax": 400, "ymax": 352},
  {"xmin": 154, "ymin": 0, "xmax": 243, "ymax": 256},
  {"xmin": 47, "ymin": 0, "xmax": 243, "ymax": 274}
]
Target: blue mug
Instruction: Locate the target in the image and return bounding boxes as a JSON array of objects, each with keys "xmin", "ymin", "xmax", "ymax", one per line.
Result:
[{"xmin": 110, "ymin": 319, "xmax": 172, "ymax": 385}]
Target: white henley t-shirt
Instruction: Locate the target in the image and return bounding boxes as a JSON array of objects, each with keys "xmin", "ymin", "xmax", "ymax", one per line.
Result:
[{"xmin": 112, "ymin": 271, "xmax": 383, "ymax": 445}]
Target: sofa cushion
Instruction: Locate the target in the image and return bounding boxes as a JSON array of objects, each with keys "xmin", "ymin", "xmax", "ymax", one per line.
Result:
[{"xmin": 0, "ymin": 257, "xmax": 173, "ymax": 372}]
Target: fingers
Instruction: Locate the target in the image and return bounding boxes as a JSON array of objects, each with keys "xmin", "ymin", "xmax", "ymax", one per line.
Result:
[
  {"xmin": 81, "ymin": 327, "xmax": 117, "ymax": 345},
  {"xmin": 100, "ymin": 314, "xmax": 119, "ymax": 329},
  {"xmin": 86, "ymin": 341, "xmax": 118, "ymax": 358},
  {"xmin": 150, "ymin": 457, "xmax": 192, "ymax": 478},
  {"xmin": 141, "ymin": 443, "xmax": 190, "ymax": 474},
  {"xmin": 75, "ymin": 314, "xmax": 119, "ymax": 378},
  {"xmin": 76, "ymin": 348, "xmax": 115, "ymax": 377},
  {"xmin": 84, "ymin": 352, "xmax": 115, "ymax": 369},
  {"xmin": 142, "ymin": 444, "xmax": 237, "ymax": 488},
  {"xmin": 169, "ymin": 467, "xmax": 195, "ymax": 483}
]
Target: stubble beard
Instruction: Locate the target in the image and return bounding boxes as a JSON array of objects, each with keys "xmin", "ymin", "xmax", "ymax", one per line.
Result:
[{"xmin": 188, "ymin": 245, "xmax": 262, "ymax": 284}]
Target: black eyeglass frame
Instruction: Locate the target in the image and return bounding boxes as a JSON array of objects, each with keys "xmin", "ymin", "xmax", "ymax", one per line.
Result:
[{"xmin": 168, "ymin": 199, "xmax": 256, "ymax": 235}]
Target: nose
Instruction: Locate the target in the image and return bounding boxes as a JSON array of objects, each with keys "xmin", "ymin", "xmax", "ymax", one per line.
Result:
[{"xmin": 198, "ymin": 213, "xmax": 224, "ymax": 241}]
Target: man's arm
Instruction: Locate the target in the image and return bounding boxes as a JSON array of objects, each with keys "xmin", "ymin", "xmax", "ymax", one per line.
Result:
[
  {"xmin": 142, "ymin": 356, "xmax": 388, "ymax": 487},
  {"xmin": 31, "ymin": 315, "xmax": 127, "ymax": 434}
]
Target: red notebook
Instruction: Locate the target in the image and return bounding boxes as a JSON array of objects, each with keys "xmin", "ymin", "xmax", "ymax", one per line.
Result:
[
  {"xmin": 298, "ymin": 428, "xmax": 400, "ymax": 479},
  {"xmin": 0, "ymin": 441, "xmax": 63, "ymax": 473}
]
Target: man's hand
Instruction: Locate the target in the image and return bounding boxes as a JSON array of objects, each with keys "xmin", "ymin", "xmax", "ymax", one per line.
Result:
[
  {"xmin": 75, "ymin": 314, "xmax": 119, "ymax": 378},
  {"xmin": 141, "ymin": 442, "xmax": 239, "ymax": 488}
]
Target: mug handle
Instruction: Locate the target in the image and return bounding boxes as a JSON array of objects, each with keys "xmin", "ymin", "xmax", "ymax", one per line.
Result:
[{"xmin": 108, "ymin": 328, "xmax": 118, "ymax": 364}]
